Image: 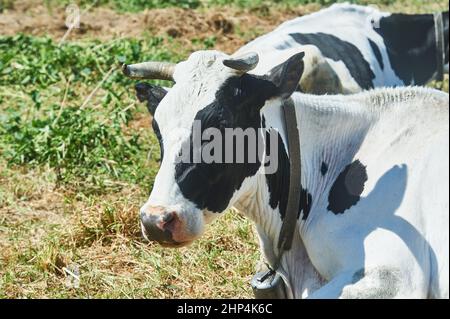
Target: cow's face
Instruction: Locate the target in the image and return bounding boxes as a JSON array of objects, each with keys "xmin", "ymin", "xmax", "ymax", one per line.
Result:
[{"xmin": 132, "ymin": 50, "xmax": 304, "ymax": 247}]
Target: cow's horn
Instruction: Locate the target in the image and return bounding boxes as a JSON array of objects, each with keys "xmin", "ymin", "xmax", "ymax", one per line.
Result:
[
  {"xmin": 122, "ymin": 62, "xmax": 176, "ymax": 81},
  {"xmin": 223, "ymin": 52, "xmax": 259, "ymax": 72}
]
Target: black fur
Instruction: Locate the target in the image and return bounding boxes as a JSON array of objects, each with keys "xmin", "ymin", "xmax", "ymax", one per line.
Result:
[
  {"xmin": 374, "ymin": 12, "xmax": 449, "ymax": 85},
  {"xmin": 152, "ymin": 120, "xmax": 164, "ymax": 161},
  {"xmin": 134, "ymin": 82, "xmax": 167, "ymax": 161},
  {"xmin": 321, "ymin": 162, "xmax": 328, "ymax": 176},
  {"xmin": 328, "ymin": 160, "xmax": 368, "ymax": 215},
  {"xmin": 135, "ymin": 82, "xmax": 167, "ymax": 116},
  {"xmin": 289, "ymin": 32, "xmax": 375, "ymax": 90},
  {"xmin": 265, "ymin": 130, "xmax": 289, "ymax": 217},
  {"xmin": 264, "ymin": 129, "xmax": 312, "ymax": 220},
  {"xmin": 368, "ymin": 38, "xmax": 384, "ymax": 70}
]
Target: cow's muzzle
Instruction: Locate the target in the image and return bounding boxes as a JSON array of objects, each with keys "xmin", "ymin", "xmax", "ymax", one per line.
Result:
[{"xmin": 140, "ymin": 206, "xmax": 188, "ymax": 248}]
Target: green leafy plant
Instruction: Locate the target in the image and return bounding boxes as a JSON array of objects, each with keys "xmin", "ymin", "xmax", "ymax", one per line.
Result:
[
  {"xmin": 0, "ymin": 35, "xmax": 178, "ymax": 88},
  {"xmin": 1, "ymin": 100, "xmax": 140, "ymax": 188},
  {"xmin": 0, "ymin": 35, "xmax": 174, "ymax": 193}
]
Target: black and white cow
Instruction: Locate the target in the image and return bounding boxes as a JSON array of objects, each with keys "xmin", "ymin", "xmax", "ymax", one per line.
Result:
[
  {"xmin": 236, "ymin": 3, "xmax": 448, "ymax": 94},
  {"xmin": 123, "ymin": 5, "xmax": 449, "ymax": 299}
]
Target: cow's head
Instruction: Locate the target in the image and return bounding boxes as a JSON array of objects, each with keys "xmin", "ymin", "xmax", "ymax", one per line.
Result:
[{"xmin": 124, "ymin": 50, "xmax": 304, "ymax": 247}]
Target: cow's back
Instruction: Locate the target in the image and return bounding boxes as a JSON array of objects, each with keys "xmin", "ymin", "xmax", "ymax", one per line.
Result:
[{"xmin": 237, "ymin": 4, "xmax": 404, "ymax": 93}]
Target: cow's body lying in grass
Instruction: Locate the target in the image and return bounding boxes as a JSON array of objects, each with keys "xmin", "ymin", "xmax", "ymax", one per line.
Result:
[
  {"xmin": 257, "ymin": 85, "xmax": 448, "ymax": 298},
  {"xmin": 128, "ymin": 50, "xmax": 449, "ymax": 298},
  {"xmin": 237, "ymin": 3, "xmax": 448, "ymax": 94},
  {"xmin": 123, "ymin": 4, "xmax": 449, "ymax": 298}
]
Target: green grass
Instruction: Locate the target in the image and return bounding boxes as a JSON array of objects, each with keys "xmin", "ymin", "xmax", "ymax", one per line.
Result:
[
  {"xmin": 0, "ymin": 35, "xmax": 180, "ymax": 87},
  {"xmin": 0, "ymin": 35, "xmax": 184, "ymax": 191},
  {"xmin": 0, "ymin": 0, "xmax": 448, "ymax": 299},
  {"xmin": 1, "ymin": 102, "xmax": 140, "ymax": 187}
]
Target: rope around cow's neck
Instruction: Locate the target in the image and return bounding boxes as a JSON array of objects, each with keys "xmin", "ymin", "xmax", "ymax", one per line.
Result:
[{"xmin": 261, "ymin": 97, "xmax": 303, "ymax": 283}]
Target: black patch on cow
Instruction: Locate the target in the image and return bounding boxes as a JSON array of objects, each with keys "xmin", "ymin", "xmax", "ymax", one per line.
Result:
[
  {"xmin": 368, "ymin": 38, "xmax": 384, "ymax": 70},
  {"xmin": 265, "ymin": 129, "xmax": 312, "ymax": 220},
  {"xmin": 374, "ymin": 12, "xmax": 449, "ymax": 85},
  {"xmin": 152, "ymin": 119, "xmax": 163, "ymax": 161},
  {"xmin": 174, "ymin": 53, "xmax": 305, "ymax": 213},
  {"xmin": 321, "ymin": 162, "xmax": 328, "ymax": 176},
  {"xmin": 261, "ymin": 115, "xmax": 266, "ymax": 129},
  {"xmin": 134, "ymin": 82, "xmax": 167, "ymax": 161},
  {"xmin": 265, "ymin": 131, "xmax": 289, "ymax": 217},
  {"xmin": 174, "ymin": 75, "xmax": 277, "ymax": 213},
  {"xmin": 298, "ymin": 188, "xmax": 312, "ymax": 220},
  {"xmin": 289, "ymin": 32, "xmax": 375, "ymax": 90},
  {"xmin": 135, "ymin": 82, "xmax": 167, "ymax": 116},
  {"xmin": 327, "ymin": 160, "xmax": 368, "ymax": 215}
]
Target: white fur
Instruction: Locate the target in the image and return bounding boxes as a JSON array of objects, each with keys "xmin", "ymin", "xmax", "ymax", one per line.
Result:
[
  {"xmin": 236, "ymin": 3, "xmax": 411, "ymax": 91},
  {"xmin": 240, "ymin": 87, "xmax": 449, "ymax": 298}
]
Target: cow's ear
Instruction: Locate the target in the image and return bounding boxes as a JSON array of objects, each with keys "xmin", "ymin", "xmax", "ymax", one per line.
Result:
[
  {"xmin": 266, "ymin": 52, "xmax": 305, "ymax": 99},
  {"xmin": 135, "ymin": 82, "xmax": 168, "ymax": 116}
]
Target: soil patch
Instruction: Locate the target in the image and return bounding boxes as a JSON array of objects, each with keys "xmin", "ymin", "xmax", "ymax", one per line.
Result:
[{"xmin": 0, "ymin": 0, "xmax": 320, "ymax": 52}]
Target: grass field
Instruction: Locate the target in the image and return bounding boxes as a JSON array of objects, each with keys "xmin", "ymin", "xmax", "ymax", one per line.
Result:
[{"xmin": 0, "ymin": 0, "xmax": 448, "ymax": 298}]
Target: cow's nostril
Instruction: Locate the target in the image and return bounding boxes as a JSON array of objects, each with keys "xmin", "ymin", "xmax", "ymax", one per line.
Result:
[{"xmin": 162, "ymin": 211, "xmax": 175, "ymax": 224}]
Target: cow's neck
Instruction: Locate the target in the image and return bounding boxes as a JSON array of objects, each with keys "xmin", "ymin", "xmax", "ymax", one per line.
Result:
[{"xmin": 233, "ymin": 93, "xmax": 372, "ymax": 297}]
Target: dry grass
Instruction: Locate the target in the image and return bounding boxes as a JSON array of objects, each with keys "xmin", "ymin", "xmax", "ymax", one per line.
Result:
[
  {"xmin": 0, "ymin": 161, "xmax": 260, "ymax": 298},
  {"xmin": 0, "ymin": 0, "xmax": 322, "ymax": 53}
]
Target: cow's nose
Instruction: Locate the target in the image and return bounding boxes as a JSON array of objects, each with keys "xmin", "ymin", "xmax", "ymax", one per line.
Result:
[{"xmin": 140, "ymin": 207, "xmax": 178, "ymax": 245}]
